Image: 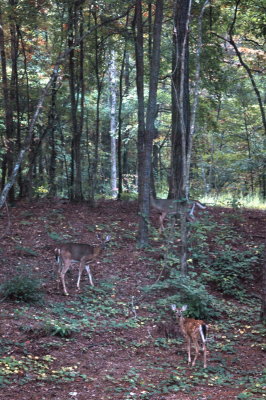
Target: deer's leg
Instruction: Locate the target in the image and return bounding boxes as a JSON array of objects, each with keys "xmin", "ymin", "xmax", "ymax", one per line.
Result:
[
  {"xmin": 55, "ymin": 250, "xmax": 64, "ymax": 290},
  {"xmin": 202, "ymin": 342, "xmax": 207, "ymax": 368},
  {"xmin": 56, "ymin": 256, "xmax": 62, "ymax": 290},
  {"xmin": 60, "ymin": 260, "xmax": 71, "ymax": 296},
  {"xmin": 85, "ymin": 265, "xmax": 94, "ymax": 286},
  {"xmin": 186, "ymin": 336, "xmax": 192, "ymax": 365},
  {"xmin": 77, "ymin": 260, "xmax": 85, "ymax": 291},
  {"xmin": 191, "ymin": 338, "xmax": 200, "ymax": 367}
]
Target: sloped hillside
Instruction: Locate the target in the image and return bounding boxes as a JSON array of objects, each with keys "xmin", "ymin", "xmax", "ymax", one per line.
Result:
[{"xmin": 0, "ymin": 199, "xmax": 265, "ymax": 400}]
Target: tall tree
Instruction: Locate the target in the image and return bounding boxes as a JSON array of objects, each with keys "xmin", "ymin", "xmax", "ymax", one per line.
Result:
[
  {"xmin": 170, "ymin": 0, "xmax": 191, "ymax": 200},
  {"xmin": 134, "ymin": 0, "xmax": 164, "ymax": 246},
  {"xmin": 117, "ymin": 12, "xmax": 130, "ymax": 200},
  {"xmin": 170, "ymin": 0, "xmax": 208, "ymax": 274},
  {"xmin": 68, "ymin": 1, "xmax": 83, "ymax": 201},
  {"xmin": 0, "ymin": 6, "xmax": 15, "ymax": 202},
  {"xmin": 109, "ymin": 50, "xmax": 118, "ymax": 199}
]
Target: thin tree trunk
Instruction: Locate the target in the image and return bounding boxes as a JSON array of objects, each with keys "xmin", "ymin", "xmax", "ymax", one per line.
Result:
[
  {"xmin": 109, "ymin": 50, "xmax": 118, "ymax": 199},
  {"xmin": 170, "ymin": 0, "xmax": 191, "ymax": 199},
  {"xmin": 117, "ymin": 13, "xmax": 130, "ymax": 200},
  {"xmin": 179, "ymin": 0, "xmax": 192, "ymax": 276},
  {"xmin": 9, "ymin": 3, "xmax": 20, "ymax": 200},
  {"xmin": 48, "ymin": 76, "xmax": 59, "ymax": 197},
  {"xmin": 260, "ymin": 247, "xmax": 266, "ymax": 323},
  {"xmin": 134, "ymin": 0, "xmax": 146, "ymax": 204},
  {"xmin": 0, "ymin": 8, "xmax": 15, "ymax": 202},
  {"xmin": 88, "ymin": 11, "xmax": 103, "ymax": 205},
  {"xmin": 135, "ymin": 0, "xmax": 164, "ymax": 247},
  {"xmin": 171, "ymin": 0, "xmax": 208, "ymax": 274},
  {"xmin": 68, "ymin": 3, "xmax": 83, "ymax": 201}
]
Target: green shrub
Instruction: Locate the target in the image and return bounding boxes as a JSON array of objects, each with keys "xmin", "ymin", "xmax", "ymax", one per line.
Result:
[
  {"xmin": 0, "ymin": 274, "xmax": 44, "ymax": 304},
  {"xmin": 44, "ymin": 319, "xmax": 80, "ymax": 337},
  {"xmin": 203, "ymin": 245, "xmax": 259, "ymax": 298},
  {"xmin": 144, "ymin": 270, "xmax": 220, "ymax": 321}
]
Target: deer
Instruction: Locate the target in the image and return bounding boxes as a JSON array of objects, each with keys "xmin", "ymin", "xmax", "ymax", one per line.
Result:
[
  {"xmin": 171, "ymin": 304, "xmax": 208, "ymax": 368},
  {"xmin": 54, "ymin": 235, "xmax": 111, "ymax": 296},
  {"xmin": 150, "ymin": 194, "xmax": 206, "ymax": 233}
]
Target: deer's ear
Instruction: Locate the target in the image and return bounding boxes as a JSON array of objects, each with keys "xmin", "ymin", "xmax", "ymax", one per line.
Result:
[
  {"xmin": 181, "ymin": 305, "xmax": 188, "ymax": 312},
  {"xmin": 171, "ymin": 304, "xmax": 176, "ymax": 311}
]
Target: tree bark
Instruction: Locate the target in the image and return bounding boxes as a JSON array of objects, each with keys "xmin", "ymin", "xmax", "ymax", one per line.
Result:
[
  {"xmin": 260, "ymin": 247, "xmax": 266, "ymax": 323},
  {"xmin": 170, "ymin": 0, "xmax": 191, "ymax": 199},
  {"xmin": 88, "ymin": 10, "xmax": 103, "ymax": 206},
  {"xmin": 117, "ymin": 13, "xmax": 130, "ymax": 200},
  {"xmin": 109, "ymin": 50, "xmax": 118, "ymax": 199},
  {"xmin": 68, "ymin": 3, "xmax": 83, "ymax": 201},
  {"xmin": 134, "ymin": 0, "xmax": 146, "ymax": 204},
  {"xmin": 0, "ymin": 7, "xmax": 15, "ymax": 202},
  {"xmin": 170, "ymin": 0, "xmax": 208, "ymax": 274},
  {"xmin": 134, "ymin": 0, "xmax": 164, "ymax": 246}
]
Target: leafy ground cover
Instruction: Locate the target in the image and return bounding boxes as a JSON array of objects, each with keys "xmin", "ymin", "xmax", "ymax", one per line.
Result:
[{"xmin": 0, "ymin": 199, "xmax": 265, "ymax": 400}]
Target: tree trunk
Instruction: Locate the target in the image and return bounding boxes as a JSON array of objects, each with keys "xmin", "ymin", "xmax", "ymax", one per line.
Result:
[
  {"xmin": 170, "ymin": 0, "xmax": 208, "ymax": 274},
  {"xmin": 68, "ymin": 3, "xmax": 83, "ymax": 201},
  {"xmin": 170, "ymin": 0, "xmax": 191, "ymax": 200},
  {"xmin": 9, "ymin": 3, "xmax": 20, "ymax": 200},
  {"xmin": 0, "ymin": 8, "xmax": 15, "ymax": 203},
  {"xmin": 109, "ymin": 50, "xmax": 118, "ymax": 199},
  {"xmin": 117, "ymin": 13, "xmax": 130, "ymax": 200},
  {"xmin": 134, "ymin": 0, "xmax": 146, "ymax": 205},
  {"xmin": 88, "ymin": 11, "xmax": 103, "ymax": 206},
  {"xmin": 134, "ymin": 0, "xmax": 164, "ymax": 247},
  {"xmin": 48, "ymin": 76, "xmax": 59, "ymax": 197},
  {"xmin": 260, "ymin": 247, "xmax": 266, "ymax": 323}
]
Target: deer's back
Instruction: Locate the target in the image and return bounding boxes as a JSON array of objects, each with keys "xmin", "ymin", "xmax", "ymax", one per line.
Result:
[
  {"xmin": 151, "ymin": 198, "xmax": 178, "ymax": 213},
  {"xmin": 61, "ymin": 243, "xmax": 95, "ymax": 261},
  {"xmin": 182, "ymin": 318, "xmax": 205, "ymax": 338}
]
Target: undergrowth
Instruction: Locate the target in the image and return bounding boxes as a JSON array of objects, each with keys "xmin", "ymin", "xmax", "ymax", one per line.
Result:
[{"xmin": 0, "ymin": 267, "xmax": 44, "ymax": 304}]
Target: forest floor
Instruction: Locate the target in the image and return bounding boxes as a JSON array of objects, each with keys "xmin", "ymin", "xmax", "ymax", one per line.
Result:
[{"xmin": 0, "ymin": 199, "xmax": 265, "ymax": 400}]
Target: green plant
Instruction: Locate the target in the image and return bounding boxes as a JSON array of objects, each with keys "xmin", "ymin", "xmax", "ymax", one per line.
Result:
[
  {"xmin": 226, "ymin": 196, "xmax": 242, "ymax": 209},
  {"xmin": 15, "ymin": 245, "xmax": 38, "ymax": 256},
  {"xmin": 44, "ymin": 319, "xmax": 80, "ymax": 337},
  {"xmin": 47, "ymin": 231, "xmax": 65, "ymax": 241},
  {"xmin": 0, "ymin": 274, "xmax": 44, "ymax": 304},
  {"xmin": 145, "ymin": 271, "xmax": 220, "ymax": 321},
  {"xmin": 203, "ymin": 245, "xmax": 259, "ymax": 298}
]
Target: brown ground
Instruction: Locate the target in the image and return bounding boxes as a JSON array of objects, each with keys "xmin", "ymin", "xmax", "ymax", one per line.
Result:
[{"xmin": 0, "ymin": 199, "xmax": 265, "ymax": 400}]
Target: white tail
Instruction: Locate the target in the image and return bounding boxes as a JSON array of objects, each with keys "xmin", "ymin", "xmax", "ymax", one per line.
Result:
[
  {"xmin": 150, "ymin": 195, "xmax": 206, "ymax": 232},
  {"xmin": 55, "ymin": 235, "xmax": 111, "ymax": 296},
  {"xmin": 171, "ymin": 304, "xmax": 208, "ymax": 368}
]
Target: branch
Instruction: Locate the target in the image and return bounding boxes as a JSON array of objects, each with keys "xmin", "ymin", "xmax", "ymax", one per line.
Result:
[
  {"xmin": 228, "ymin": 0, "xmax": 241, "ymax": 37},
  {"xmin": 229, "ymin": 38, "xmax": 266, "ymax": 134}
]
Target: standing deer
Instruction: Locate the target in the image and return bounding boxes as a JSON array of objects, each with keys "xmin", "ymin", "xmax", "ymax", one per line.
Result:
[
  {"xmin": 150, "ymin": 195, "xmax": 206, "ymax": 233},
  {"xmin": 171, "ymin": 304, "xmax": 208, "ymax": 368},
  {"xmin": 55, "ymin": 235, "xmax": 111, "ymax": 296}
]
